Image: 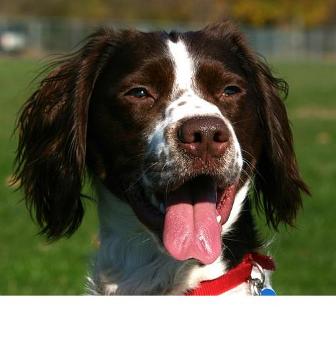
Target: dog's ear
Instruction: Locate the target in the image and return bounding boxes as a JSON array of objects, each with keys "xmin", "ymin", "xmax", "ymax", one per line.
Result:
[
  {"xmin": 14, "ymin": 28, "xmax": 117, "ymax": 239},
  {"xmin": 252, "ymin": 58, "xmax": 310, "ymax": 229}
]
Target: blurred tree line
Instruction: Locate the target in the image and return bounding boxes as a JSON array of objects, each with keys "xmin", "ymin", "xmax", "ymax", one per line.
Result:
[{"xmin": 1, "ymin": 0, "xmax": 336, "ymax": 27}]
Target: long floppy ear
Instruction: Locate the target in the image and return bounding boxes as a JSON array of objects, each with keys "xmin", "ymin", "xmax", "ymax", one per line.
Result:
[
  {"xmin": 205, "ymin": 21, "xmax": 309, "ymax": 228},
  {"xmin": 252, "ymin": 59, "xmax": 310, "ymax": 228},
  {"xmin": 14, "ymin": 28, "xmax": 116, "ymax": 239}
]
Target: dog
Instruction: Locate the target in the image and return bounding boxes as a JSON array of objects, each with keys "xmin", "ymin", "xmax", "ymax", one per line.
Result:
[{"xmin": 14, "ymin": 21, "xmax": 309, "ymax": 295}]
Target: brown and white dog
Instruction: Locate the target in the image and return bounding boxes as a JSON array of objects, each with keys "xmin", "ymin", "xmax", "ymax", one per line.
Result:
[{"xmin": 14, "ymin": 21, "xmax": 308, "ymax": 295}]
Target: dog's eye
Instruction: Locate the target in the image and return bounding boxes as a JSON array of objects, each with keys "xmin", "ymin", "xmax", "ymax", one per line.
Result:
[
  {"xmin": 223, "ymin": 85, "xmax": 241, "ymax": 96},
  {"xmin": 125, "ymin": 87, "xmax": 150, "ymax": 98}
]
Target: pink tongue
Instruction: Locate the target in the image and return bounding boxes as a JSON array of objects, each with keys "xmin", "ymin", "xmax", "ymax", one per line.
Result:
[{"xmin": 163, "ymin": 177, "xmax": 221, "ymax": 264}]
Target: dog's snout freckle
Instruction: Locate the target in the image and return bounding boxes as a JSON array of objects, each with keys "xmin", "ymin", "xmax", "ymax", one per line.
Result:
[{"xmin": 167, "ymin": 108, "xmax": 174, "ymax": 116}]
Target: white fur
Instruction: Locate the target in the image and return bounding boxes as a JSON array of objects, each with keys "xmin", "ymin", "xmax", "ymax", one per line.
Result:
[
  {"xmin": 167, "ymin": 40, "xmax": 194, "ymax": 93},
  {"xmin": 222, "ymin": 181, "xmax": 250, "ymax": 235},
  {"xmin": 186, "ymin": 255, "xmax": 227, "ymax": 290}
]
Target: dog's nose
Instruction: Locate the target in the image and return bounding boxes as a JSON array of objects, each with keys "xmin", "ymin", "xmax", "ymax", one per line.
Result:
[{"xmin": 177, "ymin": 116, "xmax": 230, "ymax": 159}]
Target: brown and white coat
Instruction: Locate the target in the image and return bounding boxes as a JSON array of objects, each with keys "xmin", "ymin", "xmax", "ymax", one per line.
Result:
[{"xmin": 14, "ymin": 22, "xmax": 308, "ymax": 295}]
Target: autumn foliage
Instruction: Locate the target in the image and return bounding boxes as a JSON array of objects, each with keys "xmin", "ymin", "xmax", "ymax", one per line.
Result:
[{"xmin": 0, "ymin": 0, "xmax": 336, "ymax": 27}]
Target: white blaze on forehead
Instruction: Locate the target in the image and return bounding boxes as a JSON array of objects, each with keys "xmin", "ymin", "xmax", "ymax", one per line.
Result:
[
  {"xmin": 167, "ymin": 39, "xmax": 194, "ymax": 92},
  {"xmin": 166, "ymin": 37, "xmax": 222, "ymax": 120},
  {"xmin": 146, "ymin": 37, "xmax": 243, "ymax": 175}
]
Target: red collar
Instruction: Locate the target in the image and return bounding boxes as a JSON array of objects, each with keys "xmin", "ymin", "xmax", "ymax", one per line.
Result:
[{"xmin": 185, "ymin": 252, "xmax": 276, "ymax": 296}]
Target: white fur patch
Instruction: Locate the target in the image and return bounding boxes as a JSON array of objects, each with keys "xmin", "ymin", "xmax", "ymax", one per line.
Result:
[
  {"xmin": 186, "ymin": 255, "xmax": 227, "ymax": 290},
  {"xmin": 167, "ymin": 39, "xmax": 194, "ymax": 93},
  {"xmin": 166, "ymin": 38, "xmax": 223, "ymax": 120},
  {"xmin": 222, "ymin": 181, "xmax": 250, "ymax": 234}
]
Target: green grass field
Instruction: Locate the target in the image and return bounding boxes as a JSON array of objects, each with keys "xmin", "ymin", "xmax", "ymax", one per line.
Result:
[{"xmin": 0, "ymin": 57, "xmax": 335, "ymax": 295}]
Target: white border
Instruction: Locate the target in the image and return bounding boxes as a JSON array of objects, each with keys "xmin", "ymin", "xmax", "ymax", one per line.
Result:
[{"xmin": 0, "ymin": 296, "xmax": 334, "ymax": 344}]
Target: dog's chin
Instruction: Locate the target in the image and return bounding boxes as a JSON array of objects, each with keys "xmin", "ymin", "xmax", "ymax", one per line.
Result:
[{"xmin": 125, "ymin": 174, "xmax": 238, "ymax": 265}]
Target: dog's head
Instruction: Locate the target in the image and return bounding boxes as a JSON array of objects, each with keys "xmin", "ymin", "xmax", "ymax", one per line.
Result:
[{"xmin": 14, "ymin": 22, "xmax": 308, "ymax": 264}]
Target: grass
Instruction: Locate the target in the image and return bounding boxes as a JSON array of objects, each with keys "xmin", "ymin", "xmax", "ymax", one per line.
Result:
[
  {"xmin": 0, "ymin": 57, "xmax": 335, "ymax": 295},
  {"xmin": 266, "ymin": 61, "xmax": 336, "ymax": 294},
  {"xmin": 0, "ymin": 58, "xmax": 98, "ymax": 294}
]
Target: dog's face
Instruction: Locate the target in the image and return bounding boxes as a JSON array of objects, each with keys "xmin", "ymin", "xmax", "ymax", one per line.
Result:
[
  {"xmin": 15, "ymin": 22, "xmax": 308, "ymax": 264},
  {"xmin": 87, "ymin": 29, "xmax": 261, "ymax": 264}
]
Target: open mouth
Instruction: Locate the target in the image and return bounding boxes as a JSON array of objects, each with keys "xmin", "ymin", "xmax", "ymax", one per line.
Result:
[{"xmin": 127, "ymin": 175, "xmax": 237, "ymax": 265}]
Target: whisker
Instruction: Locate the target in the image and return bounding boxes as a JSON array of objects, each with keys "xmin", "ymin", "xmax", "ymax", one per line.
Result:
[
  {"xmin": 124, "ymin": 162, "xmax": 159, "ymax": 193},
  {"xmin": 241, "ymin": 149, "xmax": 263, "ymax": 180},
  {"xmin": 222, "ymin": 244, "xmax": 237, "ymax": 261},
  {"xmin": 231, "ymin": 118, "xmax": 252, "ymax": 126}
]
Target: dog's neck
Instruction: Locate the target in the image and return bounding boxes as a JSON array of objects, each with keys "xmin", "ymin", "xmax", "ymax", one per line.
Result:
[{"xmin": 88, "ymin": 181, "xmax": 256, "ymax": 295}]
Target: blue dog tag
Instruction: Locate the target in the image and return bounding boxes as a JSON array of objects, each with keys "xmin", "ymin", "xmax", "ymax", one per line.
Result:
[{"xmin": 260, "ymin": 288, "xmax": 276, "ymax": 296}]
